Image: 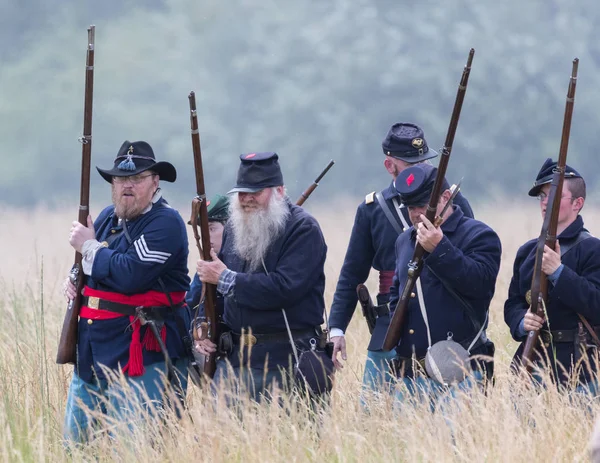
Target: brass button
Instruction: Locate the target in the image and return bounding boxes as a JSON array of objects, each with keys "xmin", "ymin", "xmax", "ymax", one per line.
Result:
[
  {"xmin": 111, "ymin": 229, "xmax": 117, "ymax": 234},
  {"xmin": 87, "ymin": 319, "xmax": 93, "ymax": 325},
  {"xmin": 409, "ymin": 329, "xmax": 415, "ymax": 335},
  {"xmin": 410, "ymin": 292, "xmax": 416, "ymax": 298}
]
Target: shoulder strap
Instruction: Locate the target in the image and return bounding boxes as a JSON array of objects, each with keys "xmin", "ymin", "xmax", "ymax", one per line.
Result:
[
  {"xmin": 560, "ymin": 231, "xmax": 593, "ymax": 257},
  {"xmin": 375, "ymin": 191, "xmax": 403, "ymax": 235}
]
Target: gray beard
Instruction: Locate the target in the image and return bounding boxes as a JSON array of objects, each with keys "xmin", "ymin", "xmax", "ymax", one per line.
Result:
[{"xmin": 229, "ymin": 191, "xmax": 290, "ymax": 271}]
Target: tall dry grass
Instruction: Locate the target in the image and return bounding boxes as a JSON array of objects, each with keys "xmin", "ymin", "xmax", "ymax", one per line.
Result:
[{"xmin": 0, "ymin": 198, "xmax": 598, "ymax": 461}]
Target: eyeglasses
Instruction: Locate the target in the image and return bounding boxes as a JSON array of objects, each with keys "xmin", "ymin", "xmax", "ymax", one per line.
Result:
[
  {"xmin": 113, "ymin": 173, "xmax": 156, "ymax": 185},
  {"xmin": 536, "ymin": 192, "xmax": 574, "ymax": 202}
]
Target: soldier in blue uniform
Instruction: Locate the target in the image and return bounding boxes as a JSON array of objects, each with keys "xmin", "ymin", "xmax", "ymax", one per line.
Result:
[
  {"xmin": 504, "ymin": 158, "xmax": 600, "ymax": 390},
  {"xmin": 194, "ymin": 152, "xmax": 330, "ymax": 400},
  {"xmin": 328, "ymin": 122, "xmax": 473, "ymax": 392},
  {"xmin": 186, "ymin": 194, "xmax": 230, "ymax": 311},
  {"xmin": 62, "ymin": 140, "xmax": 191, "ymax": 443},
  {"xmin": 389, "ymin": 163, "xmax": 500, "ymax": 400}
]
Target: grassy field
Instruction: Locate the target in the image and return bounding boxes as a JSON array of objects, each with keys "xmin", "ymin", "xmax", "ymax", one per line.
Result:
[{"xmin": 0, "ymin": 198, "xmax": 598, "ymax": 462}]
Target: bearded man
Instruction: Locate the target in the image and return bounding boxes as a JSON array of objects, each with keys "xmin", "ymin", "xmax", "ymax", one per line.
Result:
[
  {"xmin": 195, "ymin": 152, "xmax": 328, "ymax": 400},
  {"xmin": 62, "ymin": 140, "xmax": 191, "ymax": 443}
]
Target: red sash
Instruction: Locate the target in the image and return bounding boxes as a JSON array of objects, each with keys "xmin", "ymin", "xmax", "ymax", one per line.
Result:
[{"xmin": 80, "ymin": 285, "xmax": 186, "ymax": 376}]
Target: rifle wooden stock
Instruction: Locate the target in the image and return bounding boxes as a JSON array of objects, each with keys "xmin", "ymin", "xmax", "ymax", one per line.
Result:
[
  {"xmin": 56, "ymin": 26, "xmax": 95, "ymax": 365},
  {"xmin": 382, "ymin": 48, "xmax": 475, "ymax": 352},
  {"xmin": 521, "ymin": 58, "xmax": 579, "ymax": 371},
  {"xmin": 188, "ymin": 91, "xmax": 219, "ymax": 378},
  {"xmin": 296, "ymin": 160, "xmax": 335, "ymax": 206}
]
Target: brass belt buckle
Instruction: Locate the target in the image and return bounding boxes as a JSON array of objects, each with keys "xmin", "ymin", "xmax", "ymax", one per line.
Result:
[
  {"xmin": 87, "ymin": 296, "xmax": 100, "ymax": 310},
  {"xmin": 240, "ymin": 333, "xmax": 257, "ymax": 346}
]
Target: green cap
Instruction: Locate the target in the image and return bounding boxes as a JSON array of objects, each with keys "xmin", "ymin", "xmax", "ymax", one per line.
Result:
[
  {"xmin": 207, "ymin": 194, "xmax": 230, "ymax": 222},
  {"xmin": 187, "ymin": 194, "xmax": 230, "ymax": 225}
]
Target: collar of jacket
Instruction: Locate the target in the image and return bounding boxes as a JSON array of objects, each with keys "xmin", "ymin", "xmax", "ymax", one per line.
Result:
[{"xmin": 558, "ymin": 215, "xmax": 586, "ymax": 241}]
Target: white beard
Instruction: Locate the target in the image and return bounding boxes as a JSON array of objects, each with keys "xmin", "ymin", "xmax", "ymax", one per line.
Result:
[{"xmin": 229, "ymin": 190, "xmax": 290, "ymax": 271}]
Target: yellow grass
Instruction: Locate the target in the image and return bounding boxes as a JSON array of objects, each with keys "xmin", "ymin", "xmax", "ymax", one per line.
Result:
[{"xmin": 0, "ymin": 198, "xmax": 597, "ymax": 462}]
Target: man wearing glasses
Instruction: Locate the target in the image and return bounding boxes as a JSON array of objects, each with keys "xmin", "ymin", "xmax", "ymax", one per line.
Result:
[
  {"xmin": 62, "ymin": 140, "xmax": 191, "ymax": 443},
  {"xmin": 504, "ymin": 157, "xmax": 600, "ymax": 390}
]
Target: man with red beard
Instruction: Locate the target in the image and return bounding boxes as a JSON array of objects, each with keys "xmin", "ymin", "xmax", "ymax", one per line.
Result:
[
  {"xmin": 195, "ymin": 152, "xmax": 329, "ymax": 400},
  {"xmin": 62, "ymin": 140, "xmax": 191, "ymax": 443}
]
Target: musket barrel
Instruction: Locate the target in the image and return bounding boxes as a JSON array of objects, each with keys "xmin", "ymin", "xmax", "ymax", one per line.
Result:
[
  {"xmin": 57, "ymin": 25, "xmax": 96, "ymax": 364},
  {"xmin": 382, "ymin": 48, "xmax": 475, "ymax": 352},
  {"xmin": 521, "ymin": 58, "xmax": 579, "ymax": 371}
]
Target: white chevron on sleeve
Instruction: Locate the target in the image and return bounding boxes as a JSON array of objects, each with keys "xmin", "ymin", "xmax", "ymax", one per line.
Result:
[{"xmin": 133, "ymin": 234, "xmax": 171, "ymax": 264}]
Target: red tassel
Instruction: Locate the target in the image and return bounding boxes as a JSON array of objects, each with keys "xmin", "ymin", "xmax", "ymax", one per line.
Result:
[
  {"xmin": 143, "ymin": 325, "xmax": 166, "ymax": 352},
  {"xmin": 122, "ymin": 316, "xmax": 145, "ymax": 377}
]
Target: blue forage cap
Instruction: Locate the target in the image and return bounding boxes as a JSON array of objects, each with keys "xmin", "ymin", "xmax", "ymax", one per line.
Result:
[
  {"xmin": 528, "ymin": 157, "xmax": 583, "ymax": 197},
  {"xmin": 382, "ymin": 122, "xmax": 439, "ymax": 163},
  {"xmin": 228, "ymin": 152, "xmax": 284, "ymax": 194},
  {"xmin": 395, "ymin": 163, "xmax": 450, "ymax": 207}
]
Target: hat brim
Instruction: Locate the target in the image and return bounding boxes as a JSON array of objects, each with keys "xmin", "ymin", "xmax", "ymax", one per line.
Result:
[
  {"xmin": 227, "ymin": 186, "xmax": 265, "ymax": 194},
  {"xmin": 389, "ymin": 148, "xmax": 439, "ymax": 164},
  {"xmin": 97, "ymin": 161, "xmax": 177, "ymax": 184}
]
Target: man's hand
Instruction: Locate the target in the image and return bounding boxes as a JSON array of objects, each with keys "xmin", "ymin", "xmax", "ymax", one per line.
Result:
[
  {"xmin": 69, "ymin": 215, "xmax": 96, "ymax": 253},
  {"xmin": 331, "ymin": 336, "xmax": 347, "ymax": 370},
  {"xmin": 416, "ymin": 215, "xmax": 443, "ymax": 253},
  {"xmin": 194, "ymin": 338, "xmax": 217, "ymax": 356},
  {"xmin": 196, "ymin": 248, "xmax": 227, "ymax": 285},
  {"xmin": 541, "ymin": 240, "xmax": 561, "ymax": 276},
  {"xmin": 62, "ymin": 277, "xmax": 77, "ymax": 302},
  {"xmin": 523, "ymin": 311, "xmax": 546, "ymax": 332}
]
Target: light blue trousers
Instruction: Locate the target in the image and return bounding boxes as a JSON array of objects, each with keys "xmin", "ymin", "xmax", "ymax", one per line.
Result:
[
  {"xmin": 63, "ymin": 359, "xmax": 188, "ymax": 444},
  {"xmin": 362, "ymin": 349, "xmax": 397, "ymax": 392}
]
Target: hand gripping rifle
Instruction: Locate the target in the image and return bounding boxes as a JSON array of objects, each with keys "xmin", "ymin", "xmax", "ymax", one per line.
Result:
[
  {"xmin": 56, "ymin": 26, "xmax": 96, "ymax": 364},
  {"xmin": 296, "ymin": 160, "xmax": 335, "ymax": 206},
  {"xmin": 520, "ymin": 58, "xmax": 579, "ymax": 371},
  {"xmin": 357, "ymin": 179, "xmax": 463, "ymax": 335},
  {"xmin": 188, "ymin": 91, "xmax": 219, "ymax": 379},
  {"xmin": 382, "ymin": 48, "xmax": 475, "ymax": 352}
]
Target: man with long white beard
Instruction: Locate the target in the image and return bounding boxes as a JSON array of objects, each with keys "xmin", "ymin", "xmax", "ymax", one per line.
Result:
[
  {"xmin": 62, "ymin": 140, "xmax": 191, "ymax": 443},
  {"xmin": 195, "ymin": 152, "xmax": 329, "ymax": 400}
]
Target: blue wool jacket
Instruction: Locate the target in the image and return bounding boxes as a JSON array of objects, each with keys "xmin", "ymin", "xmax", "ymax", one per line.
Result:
[
  {"xmin": 328, "ymin": 181, "xmax": 473, "ymax": 351},
  {"xmin": 218, "ymin": 201, "xmax": 327, "ymax": 368},
  {"xmin": 77, "ymin": 198, "xmax": 191, "ymax": 382},
  {"xmin": 504, "ymin": 215, "xmax": 600, "ymax": 384},
  {"xmin": 389, "ymin": 206, "xmax": 501, "ymax": 357}
]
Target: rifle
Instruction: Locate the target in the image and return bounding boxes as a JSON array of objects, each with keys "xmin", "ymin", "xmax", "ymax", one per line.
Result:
[
  {"xmin": 188, "ymin": 91, "xmax": 219, "ymax": 379},
  {"xmin": 382, "ymin": 48, "xmax": 475, "ymax": 352},
  {"xmin": 56, "ymin": 25, "xmax": 96, "ymax": 364},
  {"xmin": 357, "ymin": 180, "xmax": 462, "ymax": 335},
  {"xmin": 521, "ymin": 58, "xmax": 579, "ymax": 371},
  {"xmin": 296, "ymin": 160, "xmax": 335, "ymax": 206}
]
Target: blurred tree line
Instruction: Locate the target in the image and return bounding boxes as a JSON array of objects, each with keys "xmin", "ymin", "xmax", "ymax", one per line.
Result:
[{"xmin": 1, "ymin": 0, "xmax": 600, "ymax": 207}]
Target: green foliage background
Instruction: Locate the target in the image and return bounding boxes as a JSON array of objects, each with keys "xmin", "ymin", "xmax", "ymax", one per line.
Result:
[{"xmin": 2, "ymin": 0, "xmax": 600, "ymax": 206}]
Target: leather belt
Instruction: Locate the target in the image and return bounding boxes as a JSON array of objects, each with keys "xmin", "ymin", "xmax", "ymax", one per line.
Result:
[
  {"xmin": 232, "ymin": 328, "xmax": 320, "ymax": 347},
  {"xmin": 540, "ymin": 326, "xmax": 600, "ymax": 344},
  {"xmin": 81, "ymin": 296, "xmax": 182, "ymax": 317}
]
